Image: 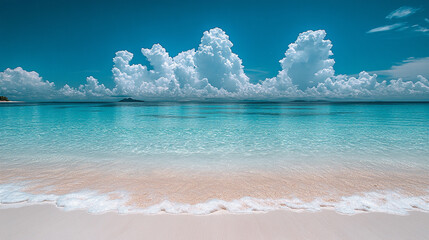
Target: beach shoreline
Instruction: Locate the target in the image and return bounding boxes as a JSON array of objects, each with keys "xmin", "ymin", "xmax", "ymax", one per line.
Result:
[
  {"xmin": 1, "ymin": 204, "xmax": 428, "ymax": 240},
  {"xmin": 2, "ymin": 163, "xmax": 429, "ymax": 214}
]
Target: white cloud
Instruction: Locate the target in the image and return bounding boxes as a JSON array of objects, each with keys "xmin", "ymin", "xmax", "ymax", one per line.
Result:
[
  {"xmin": 0, "ymin": 68, "xmax": 112, "ymax": 101},
  {"xmin": 373, "ymin": 57, "xmax": 429, "ymax": 80},
  {"xmin": 0, "ymin": 67, "xmax": 56, "ymax": 100},
  {"xmin": 194, "ymin": 28, "xmax": 251, "ymax": 92},
  {"xmin": 368, "ymin": 8, "xmax": 429, "ymax": 36},
  {"xmin": 112, "ymin": 28, "xmax": 256, "ymax": 99},
  {"xmin": 397, "ymin": 26, "xmax": 410, "ymax": 31},
  {"xmin": 412, "ymin": 25, "xmax": 429, "ymax": 33},
  {"xmin": 112, "ymin": 48, "xmax": 182, "ymax": 98},
  {"xmin": 307, "ymin": 72, "xmax": 429, "ymax": 100},
  {"xmin": 386, "ymin": 6, "xmax": 420, "ymax": 19},
  {"xmin": 60, "ymin": 76, "xmax": 113, "ymax": 99},
  {"xmin": 367, "ymin": 23, "xmax": 406, "ymax": 33},
  {"xmin": 279, "ymin": 30, "xmax": 335, "ymax": 90},
  {"xmin": 1, "ymin": 28, "xmax": 429, "ymax": 101}
]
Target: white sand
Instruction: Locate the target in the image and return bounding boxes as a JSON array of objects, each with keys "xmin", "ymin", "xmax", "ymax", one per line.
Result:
[{"xmin": 0, "ymin": 205, "xmax": 428, "ymax": 240}]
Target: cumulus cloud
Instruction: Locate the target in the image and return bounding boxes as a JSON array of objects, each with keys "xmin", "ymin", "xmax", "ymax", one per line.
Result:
[
  {"xmin": 194, "ymin": 28, "xmax": 250, "ymax": 92},
  {"xmin": 367, "ymin": 23, "xmax": 406, "ymax": 33},
  {"xmin": 1, "ymin": 28, "xmax": 429, "ymax": 101},
  {"xmin": 279, "ymin": 30, "xmax": 335, "ymax": 90},
  {"xmin": 308, "ymin": 72, "xmax": 429, "ymax": 100},
  {"xmin": 60, "ymin": 76, "xmax": 113, "ymax": 99},
  {"xmin": 386, "ymin": 6, "xmax": 420, "ymax": 19},
  {"xmin": 0, "ymin": 69, "xmax": 112, "ymax": 101},
  {"xmin": 0, "ymin": 67, "xmax": 56, "ymax": 100},
  {"xmin": 113, "ymin": 27, "xmax": 427, "ymax": 100},
  {"xmin": 112, "ymin": 28, "xmax": 255, "ymax": 99}
]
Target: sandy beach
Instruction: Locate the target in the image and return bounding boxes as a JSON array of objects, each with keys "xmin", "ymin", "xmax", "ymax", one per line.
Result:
[
  {"xmin": 2, "ymin": 162, "xmax": 429, "ymax": 212},
  {"xmin": 1, "ymin": 205, "xmax": 428, "ymax": 240}
]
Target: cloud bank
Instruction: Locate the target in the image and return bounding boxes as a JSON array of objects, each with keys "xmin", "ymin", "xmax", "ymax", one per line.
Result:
[
  {"xmin": 1, "ymin": 28, "xmax": 429, "ymax": 101},
  {"xmin": 0, "ymin": 68, "xmax": 112, "ymax": 100},
  {"xmin": 0, "ymin": 67, "xmax": 57, "ymax": 100},
  {"xmin": 373, "ymin": 57, "xmax": 429, "ymax": 81}
]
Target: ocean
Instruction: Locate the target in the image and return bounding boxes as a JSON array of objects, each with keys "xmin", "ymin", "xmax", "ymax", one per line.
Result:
[{"xmin": 1, "ymin": 102, "xmax": 429, "ymax": 214}]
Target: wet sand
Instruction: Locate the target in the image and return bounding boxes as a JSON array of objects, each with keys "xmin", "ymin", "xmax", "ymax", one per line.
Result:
[
  {"xmin": 0, "ymin": 205, "xmax": 428, "ymax": 240},
  {"xmin": 1, "ymin": 162, "xmax": 429, "ymax": 209}
]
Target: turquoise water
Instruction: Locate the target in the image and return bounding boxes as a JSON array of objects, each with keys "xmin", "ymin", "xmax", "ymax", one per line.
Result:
[
  {"xmin": 1, "ymin": 102, "xmax": 428, "ymax": 169},
  {"xmin": 1, "ymin": 102, "xmax": 429, "ymax": 214}
]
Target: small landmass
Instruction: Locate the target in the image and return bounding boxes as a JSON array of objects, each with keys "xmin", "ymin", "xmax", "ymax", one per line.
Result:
[
  {"xmin": 119, "ymin": 98, "xmax": 144, "ymax": 102},
  {"xmin": 290, "ymin": 99, "xmax": 329, "ymax": 103},
  {"xmin": 0, "ymin": 96, "xmax": 9, "ymax": 101}
]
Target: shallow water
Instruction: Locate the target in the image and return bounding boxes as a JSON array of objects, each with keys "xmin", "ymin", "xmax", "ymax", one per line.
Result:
[{"xmin": 1, "ymin": 102, "xmax": 429, "ymax": 214}]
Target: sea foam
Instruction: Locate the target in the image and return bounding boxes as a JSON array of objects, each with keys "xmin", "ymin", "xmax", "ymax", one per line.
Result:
[
  {"xmin": 0, "ymin": 184, "xmax": 129, "ymax": 214},
  {"xmin": 1, "ymin": 184, "xmax": 428, "ymax": 215}
]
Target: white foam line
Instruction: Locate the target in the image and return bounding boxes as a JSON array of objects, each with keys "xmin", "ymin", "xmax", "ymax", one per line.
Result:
[
  {"xmin": 0, "ymin": 184, "xmax": 130, "ymax": 214},
  {"xmin": 1, "ymin": 184, "xmax": 428, "ymax": 215}
]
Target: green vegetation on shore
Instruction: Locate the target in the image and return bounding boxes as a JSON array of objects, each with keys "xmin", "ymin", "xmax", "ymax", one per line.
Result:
[{"xmin": 0, "ymin": 96, "xmax": 9, "ymax": 101}]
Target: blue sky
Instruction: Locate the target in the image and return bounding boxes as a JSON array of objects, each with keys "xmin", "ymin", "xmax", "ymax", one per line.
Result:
[{"xmin": 1, "ymin": 0, "xmax": 429, "ymax": 100}]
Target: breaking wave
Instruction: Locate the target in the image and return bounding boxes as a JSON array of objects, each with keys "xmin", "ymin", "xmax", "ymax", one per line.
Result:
[{"xmin": 1, "ymin": 184, "xmax": 428, "ymax": 215}]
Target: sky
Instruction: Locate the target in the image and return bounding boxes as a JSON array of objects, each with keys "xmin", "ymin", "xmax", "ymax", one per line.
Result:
[{"xmin": 0, "ymin": 0, "xmax": 429, "ymax": 101}]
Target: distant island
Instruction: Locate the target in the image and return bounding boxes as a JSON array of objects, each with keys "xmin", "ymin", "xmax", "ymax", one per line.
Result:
[
  {"xmin": 119, "ymin": 98, "xmax": 144, "ymax": 102},
  {"xmin": 0, "ymin": 96, "xmax": 9, "ymax": 101}
]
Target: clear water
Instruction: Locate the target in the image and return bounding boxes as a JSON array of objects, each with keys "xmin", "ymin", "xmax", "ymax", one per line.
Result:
[{"xmin": 1, "ymin": 102, "xmax": 429, "ymax": 214}]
